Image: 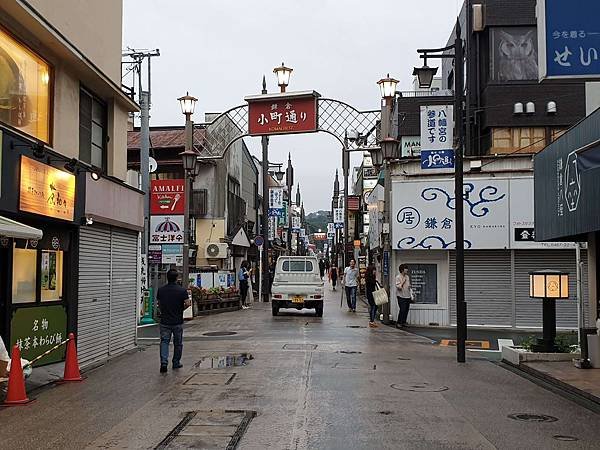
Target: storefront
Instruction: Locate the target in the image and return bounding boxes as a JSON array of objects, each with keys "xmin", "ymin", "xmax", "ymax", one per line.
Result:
[
  {"xmin": 390, "ymin": 174, "xmax": 587, "ymax": 328},
  {"xmin": 0, "ymin": 129, "xmax": 84, "ymax": 365}
]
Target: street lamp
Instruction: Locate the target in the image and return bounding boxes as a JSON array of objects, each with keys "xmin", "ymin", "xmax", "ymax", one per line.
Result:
[
  {"xmin": 178, "ymin": 92, "xmax": 198, "ymax": 290},
  {"xmin": 273, "ymin": 63, "xmax": 293, "ymax": 93},
  {"xmin": 412, "ymin": 65, "xmax": 438, "ymax": 89},
  {"xmin": 268, "ymin": 163, "xmax": 285, "ymax": 182},
  {"xmin": 529, "ymin": 270, "xmax": 570, "ymax": 353},
  {"xmin": 415, "ymin": 18, "xmax": 467, "ymax": 363},
  {"xmin": 375, "ymin": 74, "xmax": 400, "ymax": 328}
]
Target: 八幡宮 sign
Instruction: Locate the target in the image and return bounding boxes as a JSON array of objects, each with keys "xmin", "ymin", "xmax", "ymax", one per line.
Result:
[{"xmin": 420, "ymin": 105, "xmax": 454, "ymax": 152}]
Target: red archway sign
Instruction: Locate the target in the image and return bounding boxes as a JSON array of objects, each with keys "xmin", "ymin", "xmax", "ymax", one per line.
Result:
[{"xmin": 246, "ymin": 91, "xmax": 319, "ymax": 136}]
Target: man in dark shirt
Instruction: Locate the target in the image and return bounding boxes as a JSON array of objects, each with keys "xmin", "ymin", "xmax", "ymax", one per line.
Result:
[{"xmin": 157, "ymin": 269, "xmax": 190, "ymax": 373}]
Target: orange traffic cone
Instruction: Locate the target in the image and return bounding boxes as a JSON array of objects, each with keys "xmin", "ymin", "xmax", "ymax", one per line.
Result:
[
  {"xmin": 3, "ymin": 345, "xmax": 31, "ymax": 406},
  {"xmin": 62, "ymin": 333, "xmax": 82, "ymax": 382}
]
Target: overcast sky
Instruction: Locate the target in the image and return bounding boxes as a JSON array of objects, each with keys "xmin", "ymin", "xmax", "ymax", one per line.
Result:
[{"xmin": 123, "ymin": 0, "xmax": 459, "ymax": 212}]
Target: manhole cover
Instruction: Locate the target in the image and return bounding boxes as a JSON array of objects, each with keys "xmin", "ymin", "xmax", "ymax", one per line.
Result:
[
  {"xmin": 203, "ymin": 331, "xmax": 238, "ymax": 337},
  {"xmin": 391, "ymin": 383, "xmax": 448, "ymax": 392},
  {"xmin": 553, "ymin": 435, "xmax": 578, "ymax": 442},
  {"xmin": 194, "ymin": 353, "xmax": 252, "ymax": 369},
  {"xmin": 184, "ymin": 373, "xmax": 236, "ymax": 386},
  {"xmin": 155, "ymin": 410, "xmax": 256, "ymax": 450},
  {"xmin": 507, "ymin": 413, "xmax": 558, "ymax": 423},
  {"xmin": 337, "ymin": 350, "xmax": 362, "ymax": 354},
  {"xmin": 283, "ymin": 344, "xmax": 318, "ymax": 350}
]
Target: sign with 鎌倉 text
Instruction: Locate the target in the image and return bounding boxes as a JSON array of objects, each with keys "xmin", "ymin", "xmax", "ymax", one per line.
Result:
[
  {"xmin": 247, "ymin": 93, "xmax": 318, "ymax": 136},
  {"xmin": 420, "ymin": 105, "xmax": 453, "ymax": 152},
  {"xmin": 538, "ymin": 0, "xmax": 600, "ymax": 80}
]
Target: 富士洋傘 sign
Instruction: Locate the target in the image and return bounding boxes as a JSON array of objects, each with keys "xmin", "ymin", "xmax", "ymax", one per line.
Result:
[
  {"xmin": 150, "ymin": 215, "xmax": 184, "ymax": 244},
  {"xmin": 246, "ymin": 93, "xmax": 318, "ymax": 136}
]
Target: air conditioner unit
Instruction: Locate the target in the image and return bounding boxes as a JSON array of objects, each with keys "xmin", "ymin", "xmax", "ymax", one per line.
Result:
[{"xmin": 205, "ymin": 243, "xmax": 228, "ymax": 259}]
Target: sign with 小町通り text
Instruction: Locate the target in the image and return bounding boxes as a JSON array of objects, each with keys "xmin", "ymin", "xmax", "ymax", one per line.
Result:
[
  {"xmin": 420, "ymin": 105, "xmax": 453, "ymax": 152},
  {"xmin": 247, "ymin": 94, "xmax": 318, "ymax": 136},
  {"xmin": 538, "ymin": 0, "xmax": 600, "ymax": 80},
  {"xmin": 11, "ymin": 305, "xmax": 67, "ymax": 365},
  {"xmin": 150, "ymin": 215, "xmax": 184, "ymax": 244},
  {"xmin": 150, "ymin": 179, "xmax": 185, "ymax": 215},
  {"xmin": 421, "ymin": 149, "xmax": 455, "ymax": 170},
  {"xmin": 20, "ymin": 156, "xmax": 75, "ymax": 221}
]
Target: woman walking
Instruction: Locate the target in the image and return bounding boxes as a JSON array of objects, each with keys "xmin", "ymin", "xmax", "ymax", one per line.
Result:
[
  {"xmin": 330, "ymin": 266, "xmax": 338, "ymax": 291},
  {"xmin": 238, "ymin": 261, "xmax": 251, "ymax": 309},
  {"xmin": 365, "ymin": 264, "xmax": 378, "ymax": 328},
  {"xmin": 395, "ymin": 264, "xmax": 412, "ymax": 328}
]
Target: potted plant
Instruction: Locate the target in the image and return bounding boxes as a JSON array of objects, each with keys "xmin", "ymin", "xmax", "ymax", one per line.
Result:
[{"xmin": 207, "ymin": 287, "xmax": 220, "ymax": 300}]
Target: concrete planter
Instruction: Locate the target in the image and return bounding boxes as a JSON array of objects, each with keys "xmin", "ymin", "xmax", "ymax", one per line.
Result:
[{"xmin": 502, "ymin": 346, "xmax": 580, "ymax": 366}]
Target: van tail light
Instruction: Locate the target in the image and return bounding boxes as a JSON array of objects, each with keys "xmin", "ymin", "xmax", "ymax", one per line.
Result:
[
  {"xmin": 273, "ymin": 294, "xmax": 283, "ymax": 299},
  {"xmin": 313, "ymin": 295, "xmax": 322, "ymax": 299}
]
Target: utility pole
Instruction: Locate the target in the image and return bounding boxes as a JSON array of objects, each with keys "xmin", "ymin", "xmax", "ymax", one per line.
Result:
[
  {"xmin": 286, "ymin": 153, "xmax": 294, "ymax": 255},
  {"xmin": 342, "ymin": 135, "xmax": 350, "ymax": 268},
  {"xmin": 261, "ymin": 76, "xmax": 270, "ymax": 302}
]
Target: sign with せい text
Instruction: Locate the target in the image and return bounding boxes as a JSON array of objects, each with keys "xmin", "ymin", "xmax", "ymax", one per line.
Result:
[
  {"xmin": 420, "ymin": 105, "xmax": 453, "ymax": 152},
  {"xmin": 246, "ymin": 93, "xmax": 318, "ymax": 136},
  {"xmin": 538, "ymin": 0, "xmax": 600, "ymax": 80}
]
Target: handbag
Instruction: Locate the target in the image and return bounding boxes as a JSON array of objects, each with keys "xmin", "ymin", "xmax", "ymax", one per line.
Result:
[{"xmin": 373, "ymin": 281, "xmax": 389, "ymax": 306}]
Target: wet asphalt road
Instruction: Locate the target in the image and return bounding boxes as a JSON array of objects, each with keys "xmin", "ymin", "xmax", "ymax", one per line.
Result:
[{"xmin": 1, "ymin": 286, "xmax": 599, "ymax": 449}]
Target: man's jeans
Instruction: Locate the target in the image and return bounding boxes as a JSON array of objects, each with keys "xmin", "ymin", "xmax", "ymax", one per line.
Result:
[
  {"xmin": 160, "ymin": 324, "xmax": 183, "ymax": 366},
  {"xmin": 345, "ymin": 286, "xmax": 357, "ymax": 310}
]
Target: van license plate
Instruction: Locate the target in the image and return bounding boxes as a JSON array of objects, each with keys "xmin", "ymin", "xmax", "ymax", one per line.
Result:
[{"xmin": 292, "ymin": 296, "xmax": 304, "ymax": 303}]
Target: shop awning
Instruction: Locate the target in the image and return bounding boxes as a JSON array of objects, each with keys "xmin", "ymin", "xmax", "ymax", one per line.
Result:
[{"xmin": 0, "ymin": 216, "xmax": 43, "ymax": 240}]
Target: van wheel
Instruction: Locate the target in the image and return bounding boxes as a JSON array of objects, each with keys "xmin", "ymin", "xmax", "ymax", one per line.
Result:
[
  {"xmin": 315, "ymin": 305, "xmax": 323, "ymax": 317},
  {"xmin": 272, "ymin": 304, "xmax": 279, "ymax": 316}
]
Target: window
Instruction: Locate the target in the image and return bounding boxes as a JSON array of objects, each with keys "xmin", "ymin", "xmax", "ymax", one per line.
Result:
[
  {"xmin": 282, "ymin": 260, "xmax": 314, "ymax": 272},
  {"xmin": 11, "ymin": 246, "xmax": 64, "ymax": 304},
  {"xmin": 79, "ymin": 87, "xmax": 107, "ymax": 169},
  {"xmin": 490, "ymin": 128, "xmax": 547, "ymax": 154},
  {"xmin": 0, "ymin": 26, "xmax": 51, "ymax": 142},
  {"xmin": 12, "ymin": 247, "xmax": 37, "ymax": 303},
  {"xmin": 190, "ymin": 189, "xmax": 207, "ymax": 216},
  {"xmin": 228, "ymin": 177, "xmax": 240, "ymax": 195}
]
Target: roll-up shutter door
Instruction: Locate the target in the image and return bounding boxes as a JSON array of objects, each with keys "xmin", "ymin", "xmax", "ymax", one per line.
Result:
[
  {"xmin": 514, "ymin": 249, "xmax": 588, "ymax": 328},
  {"xmin": 78, "ymin": 225, "xmax": 111, "ymax": 366},
  {"xmin": 450, "ymin": 250, "xmax": 512, "ymax": 326},
  {"xmin": 109, "ymin": 229, "xmax": 138, "ymax": 355}
]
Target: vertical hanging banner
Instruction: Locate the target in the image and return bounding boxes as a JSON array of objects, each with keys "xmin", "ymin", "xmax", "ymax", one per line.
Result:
[
  {"xmin": 268, "ymin": 187, "xmax": 284, "ymax": 217},
  {"xmin": 268, "ymin": 216, "xmax": 276, "ymax": 241},
  {"xmin": 420, "ymin": 105, "xmax": 454, "ymax": 170},
  {"xmin": 327, "ymin": 222, "xmax": 335, "ymax": 239},
  {"xmin": 246, "ymin": 91, "xmax": 320, "ymax": 136},
  {"xmin": 292, "ymin": 216, "xmax": 301, "ymax": 231},
  {"xmin": 333, "ymin": 208, "xmax": 344, "ymax": 228}
]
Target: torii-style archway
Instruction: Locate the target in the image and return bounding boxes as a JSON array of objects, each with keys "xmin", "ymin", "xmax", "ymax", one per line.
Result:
[{"xmin": 197, "ymin": 89, "xmax": 381, "ymax": 302}]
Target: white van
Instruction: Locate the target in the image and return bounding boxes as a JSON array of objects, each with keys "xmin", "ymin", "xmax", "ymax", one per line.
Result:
[{"xmin": 271, "ymin": 256, "xmax": 324, "ymax": 317}]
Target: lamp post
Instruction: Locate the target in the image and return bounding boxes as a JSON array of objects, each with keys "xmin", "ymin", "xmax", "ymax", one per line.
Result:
[
  {"xmin": 273, "ymin": 63, "xmax": 293, "ymax": 93},
  {"xmin": 529, "ymin": 270, "xmax": 570, "ymax": 353},
  {"xmin": 372, "ymin": 74, "xmax": 399, "ymax": 325},
  {"xmin": 413, "ymin": 18, "xmax": 467, "ymax": 363},
  {"xmin": 178, "ymin": 93, "xmax": 198, "ymax": 289}
]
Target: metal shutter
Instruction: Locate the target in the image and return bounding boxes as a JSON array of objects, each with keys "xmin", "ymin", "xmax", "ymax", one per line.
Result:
[
  {"xmin": 514, "ymin": 250, "xmax": 588, "ymax": 328},
  {"xmin": 78, "ymin": 225, "xmax": 111, "ymax": 366},
  {"xmin": 109, "ymin": 229, "xmax": 138, "ymax": 355},
  {"xmin": 450, "ymin": 250, "xmax": 512, "ymax": 326}
]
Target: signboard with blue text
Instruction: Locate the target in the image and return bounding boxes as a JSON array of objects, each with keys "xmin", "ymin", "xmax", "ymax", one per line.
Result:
[
  {"xmin": 419, "ymin": 105, "xmax": 453, "ymax": 153},
  {"xmin": 538, "ymin": 0, "xmax": 600, "ymax": 80},
  {"xmin": 421, "ymin": 149, "xmax": 455, "ymax": 170}
]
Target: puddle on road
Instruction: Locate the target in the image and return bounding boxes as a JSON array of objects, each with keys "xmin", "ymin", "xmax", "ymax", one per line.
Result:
[{"xmin": 194, "ymin": 353, "xmax": 252, "ymax": 369}]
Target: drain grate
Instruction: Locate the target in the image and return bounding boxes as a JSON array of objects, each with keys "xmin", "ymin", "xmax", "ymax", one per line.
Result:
[
  {"xmin": 184, "ymin": 372, "xmax": 236, "ymax": 386},
  {"xmin": 397, "ymin": 357, "xmax": 411, "ymax": 361},
  {"xmin": 155, "ymin": 410, "xmax": 256, "ymax": 450},
  {"xmin": 282, "ymin": 344, "xmax": 318, "ymax": 351},
  {"xmin": 337, "ymin": 350, "xmax": 362, "ymax": 354},
  {"xmin": 194, "ymin": 353, "xmax": 252, "ymax": 369},
  {"xmin": 553, "ymin": 435, "xmax": 578, "ymax": 442},
  {"xmin": 346, "ymin": 325, "xmax": 366, "ymax": 329},
  {"xmin": 378, "ymin": 411, "xmax": 393, "ymax": 415},
  {"xmin": 203, "ymin": 331, "xmax": 238, "ymax": 337},
  {"xmin": 507, "ymin": 413, "xmax": 558, "ymax": 423},
  {"xmin": 391, "ymin": 383, "xmax": 448, "ymax": 392}
]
